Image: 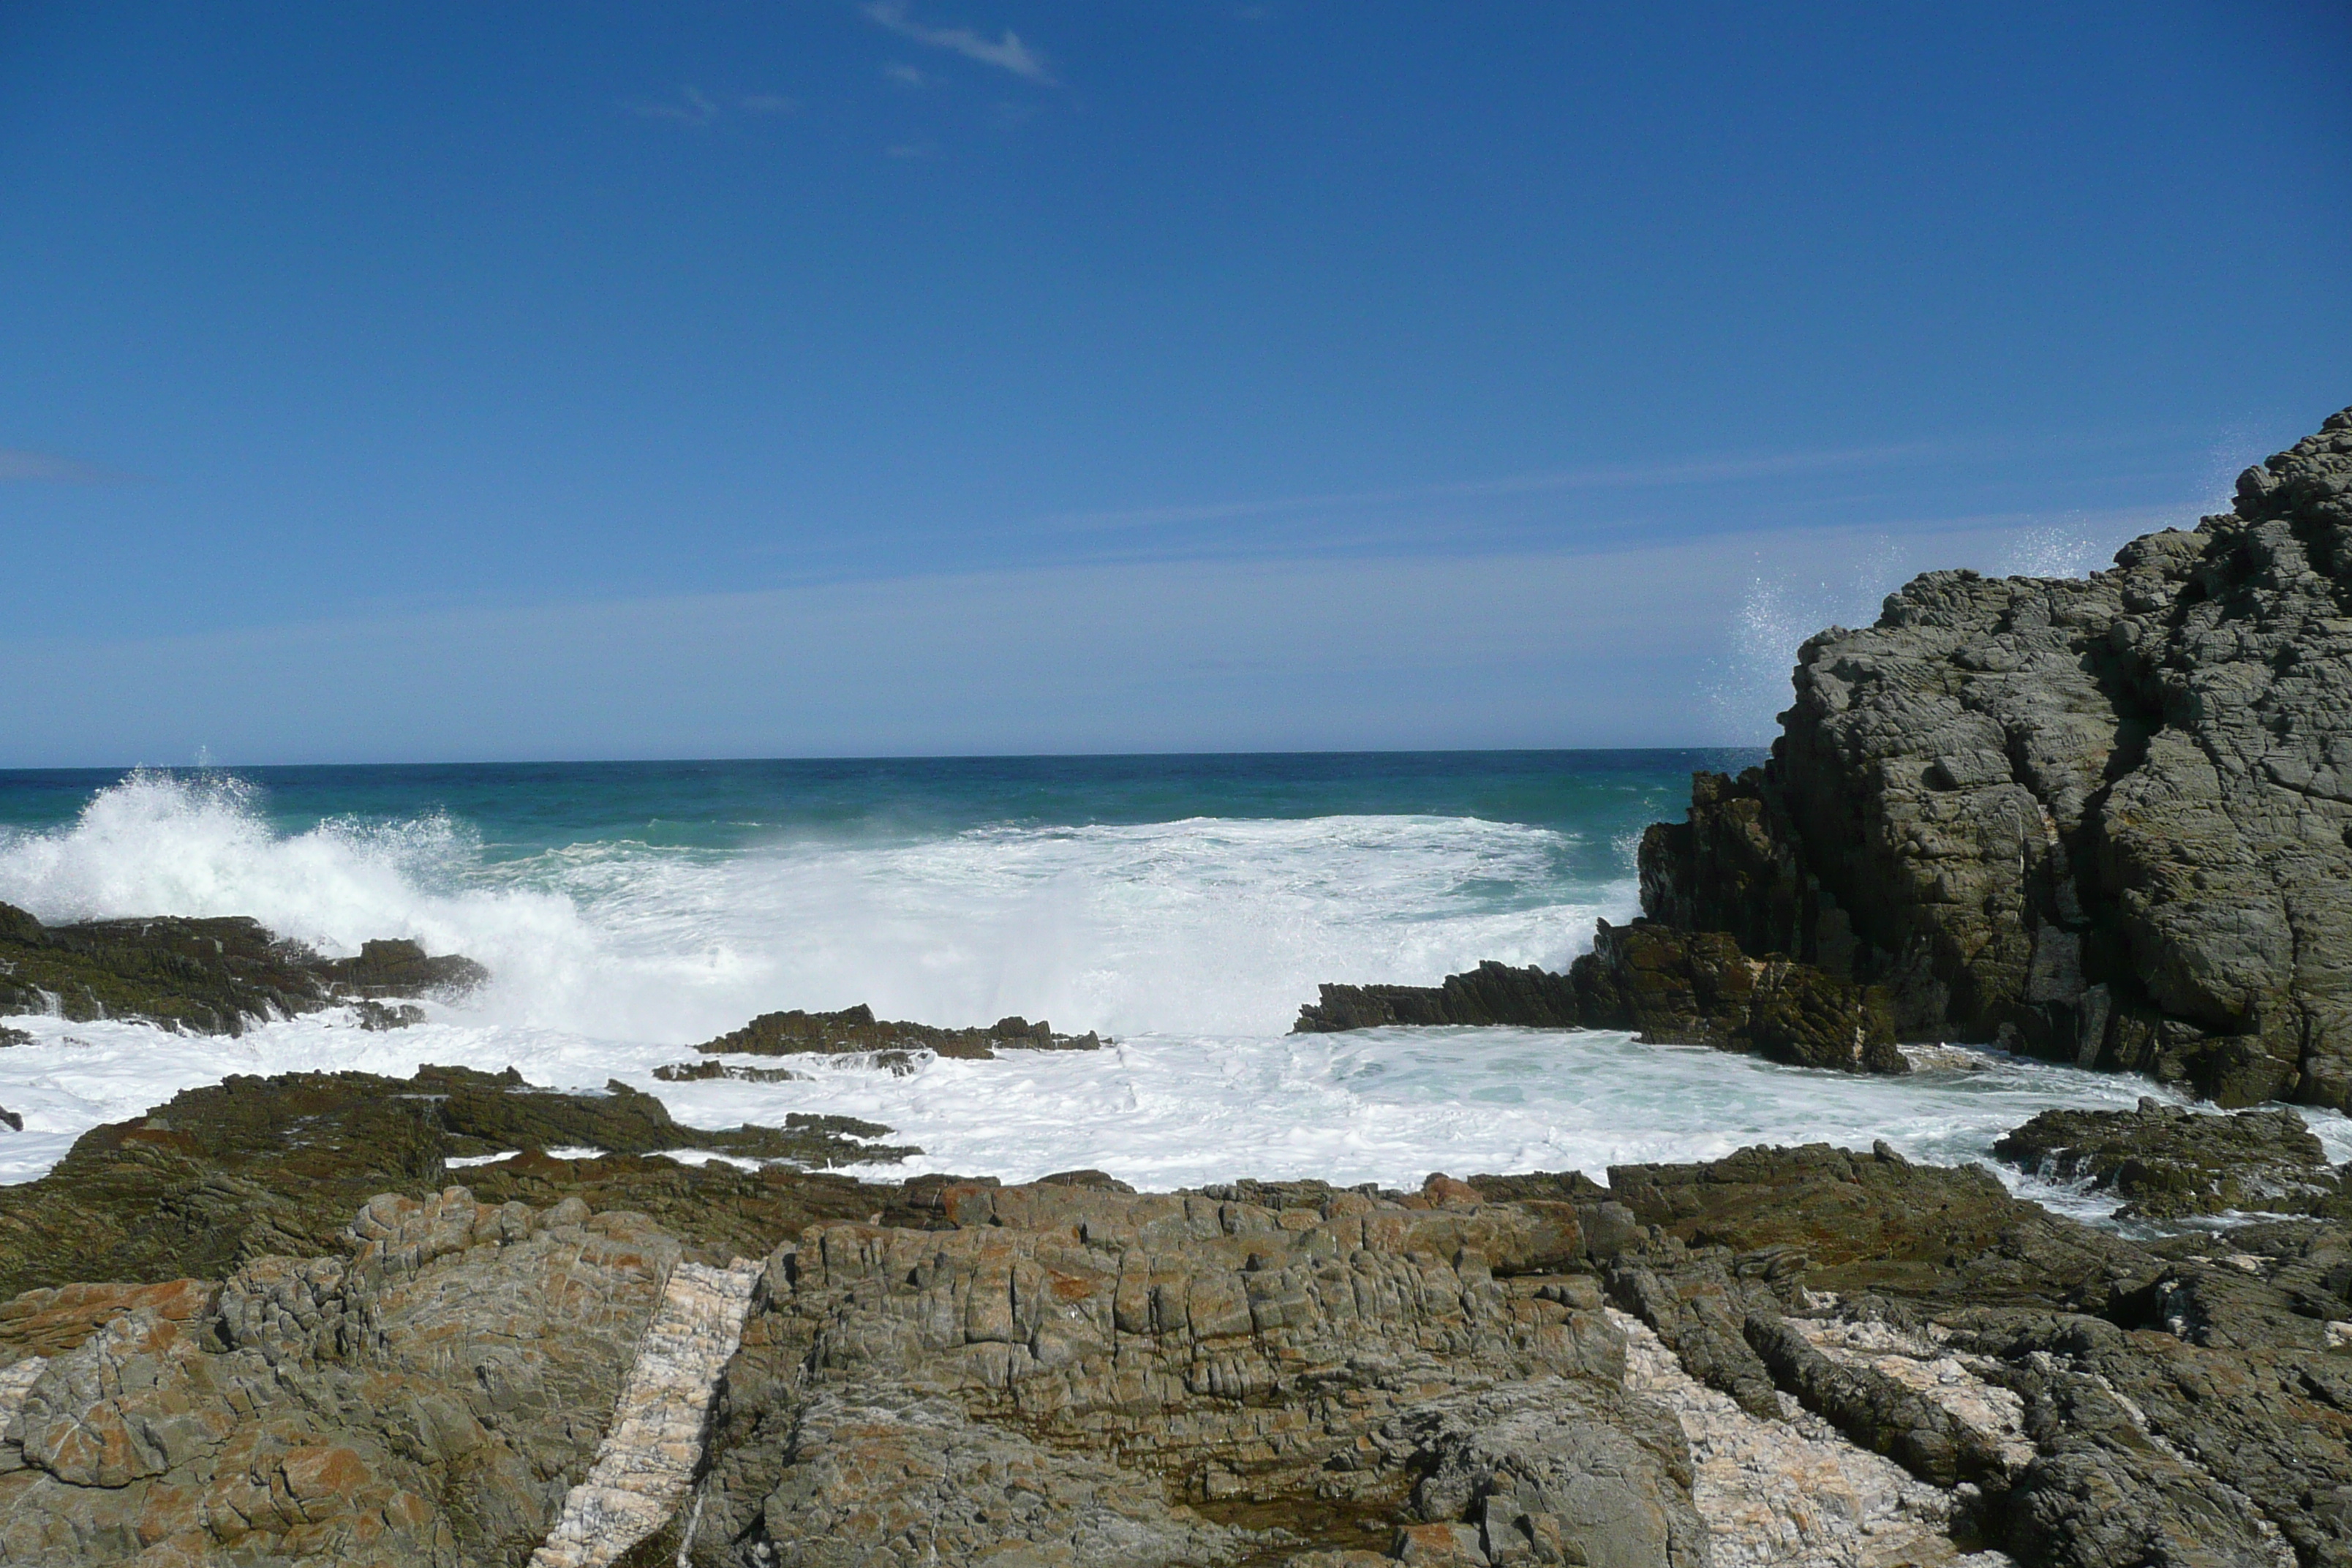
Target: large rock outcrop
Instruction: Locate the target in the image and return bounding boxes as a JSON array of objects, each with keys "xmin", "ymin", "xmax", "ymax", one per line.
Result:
[
  {"xmin": 1642, "ymin": 406, "xmax": 2352, "ymax": 1107},
  {"xmin": 1297, "ymin": 405, "xmax": 2352, "ymax": 1105}
]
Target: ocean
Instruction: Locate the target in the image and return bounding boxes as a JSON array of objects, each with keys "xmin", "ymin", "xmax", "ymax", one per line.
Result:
[{"xmin": 0, "ymin": 753, "xmax": 2330, "ymax": 1218}]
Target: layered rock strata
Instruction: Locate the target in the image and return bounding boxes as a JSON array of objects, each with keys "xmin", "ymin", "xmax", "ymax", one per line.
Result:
[{"xmin": 0, "ymin": 902, "xmax": 484, "ymax": 1036}]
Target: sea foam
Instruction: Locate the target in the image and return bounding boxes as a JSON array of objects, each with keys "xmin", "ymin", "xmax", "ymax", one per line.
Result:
[{"xmin": 5, "ymin": 770, "xmax": 2336, "ymax": 1221}]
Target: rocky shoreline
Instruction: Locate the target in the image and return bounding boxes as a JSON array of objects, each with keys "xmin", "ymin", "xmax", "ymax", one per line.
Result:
[
  {"xmin": 1, "ymin": 408, "xmax": 2348, "ymax": 1564},
  {"xmin": 1, "ymin": 1079, "xmax": 2349, "ymax": 1567}
]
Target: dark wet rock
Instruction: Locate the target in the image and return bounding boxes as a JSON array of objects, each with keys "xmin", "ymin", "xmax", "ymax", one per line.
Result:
[
  {"xmin": 1994, "ymin": 1096, "xmax": 2346, "ymax": 1219},
  {"xmin": 0, "ymin": 1108, "xmax": 16, "ymax": 1134},
  {"xmin": 1638, "ymin": 407, "xmax": 2352, "ymax": 1109},
  {"xmin": 1292, "ymin": 935, "xmax": 1906, "ymax": 1075},
  {"xmin": 350, "ymin": 998, "xmax": 426, "ymax": 1030},
  {"xmin": 695, "ymin": 1003, "xmax": 1102, "ymax": 1060},
  {"xmin": 1569, "ymin": 919, "xmax": 1906, "ymax": 1074},
  {"xmin": 653, "ymin": 1060, "xmax": 807, "ymax": 1083},
  {"xmin": 0, "ymin": 1066, "xmax": 914, "ymax": 1297},
  {"xmin": 1292, "ymin": 961, "xmax": 1584, "ymax": 1033},
  {"xmin": 0, "ymin": 901, "xmax": 485, "ymax": 1036},
  {"xmin": 0, "ymin": 1028, "xmax": 26, "ymax": 1049}
]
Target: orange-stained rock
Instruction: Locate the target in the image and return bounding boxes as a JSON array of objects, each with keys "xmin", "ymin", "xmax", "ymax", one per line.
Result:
[{"xmin": 0, "ymin": 1278, "xmax": 219, "ymax": 1362}]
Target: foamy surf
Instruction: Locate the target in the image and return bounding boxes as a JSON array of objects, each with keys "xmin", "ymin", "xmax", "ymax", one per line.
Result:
[{"xmin": 4, "ymin": 764, "xmax": 2339, "ymax": 1224}]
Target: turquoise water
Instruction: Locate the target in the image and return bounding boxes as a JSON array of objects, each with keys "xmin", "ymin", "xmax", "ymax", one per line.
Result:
[{"xmin": 0, "ymin": 750, "xmax": 1746, "ymax": 865}]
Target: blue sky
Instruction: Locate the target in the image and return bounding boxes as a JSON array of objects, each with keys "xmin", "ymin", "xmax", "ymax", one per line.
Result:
[{"xmin": 4, "ymin": 1, "xmax": 2348, "ymax": 765}]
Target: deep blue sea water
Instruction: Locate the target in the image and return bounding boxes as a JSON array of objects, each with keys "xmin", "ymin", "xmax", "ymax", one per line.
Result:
[{"xmin": 0, "ymin": 750, "xmax": 2302, "ymax": 1207}]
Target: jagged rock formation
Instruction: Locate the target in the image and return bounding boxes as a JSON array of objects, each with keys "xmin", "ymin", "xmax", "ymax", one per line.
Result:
[
  {"xmin": 1642, "ymin": 408, "xmax": 2352, "ymax": 1107},
  {"xmin": 0, "ymin": 1188, "xmax": 682, "ymax": 1565},
  {"xmin": 1993, "ymin": 1097, "xmax": 2345, "ymax": 1220},
  {"xmin": 691, "ymin": 1003, "xmax": 1103, "ymax": 1067},
  {"xmin": 0, "ymin": 901, "xmax": 484, "ymax": 1036}
]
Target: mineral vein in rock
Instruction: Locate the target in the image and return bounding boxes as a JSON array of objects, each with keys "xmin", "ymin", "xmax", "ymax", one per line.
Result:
[{"xmin": 530, "ymin": 1257, "xmax": 763, "ymax": 1568}]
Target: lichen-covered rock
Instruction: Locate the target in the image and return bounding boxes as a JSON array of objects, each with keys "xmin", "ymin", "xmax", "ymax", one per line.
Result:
[
  {"xmin": 0, "ymin": 1188, "xmax": 679, "ymax": 1567},
  {"xmin": 0, "ymin": 902, "xmax": 484, "ymax": 1036},
  {"xmin": 1992, "ymin": 1097, "xmax": 2345, "ymax": 1219},
  {"xmin": 688, "ymin": 1177, "xmax": 1660, "ymax": 1565}
]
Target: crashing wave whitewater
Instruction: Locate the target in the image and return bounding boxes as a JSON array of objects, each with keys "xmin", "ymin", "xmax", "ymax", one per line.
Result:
[{"xmin": 4, "ymin": 771, "xmax": 2342, "ymax": 1216}]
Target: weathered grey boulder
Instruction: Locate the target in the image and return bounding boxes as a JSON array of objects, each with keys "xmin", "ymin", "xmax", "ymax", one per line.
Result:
[{"xmin": 1642, "ymin": 406, "xmax": 2352, "ymax": 1108}]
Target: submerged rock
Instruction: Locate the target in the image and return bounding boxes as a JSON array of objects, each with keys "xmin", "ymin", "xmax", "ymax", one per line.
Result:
[
  {"xmin": 1993, "ymin": 1096, "xmax": 2345, "ymax": 1219},
  {"xmin": 0, "ymin": 902, "xmax": 485, "ymax": 1036},
  {"xmin": 694, "ymin": 1003, "xmax": 1103, "ymax": 1060}
]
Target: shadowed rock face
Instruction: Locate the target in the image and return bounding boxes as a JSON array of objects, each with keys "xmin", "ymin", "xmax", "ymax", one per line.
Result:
[
  {"xmin": 1293, "ymin": 937, "xmax": 1903, "ymax": 1076},
  {"xmin": 1644, "ymin": 407, "xmax": 2352, "ymax": 1107},
  {"xmin": 0, "ymin": 901, "xmax": 486, "ymax": 1036}
]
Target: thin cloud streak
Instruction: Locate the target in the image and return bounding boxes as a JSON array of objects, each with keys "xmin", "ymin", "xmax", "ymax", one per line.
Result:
[
  {"xmin": 1040, "ymin": 441, "xmax": 1975, "ymax": 534},
  {"xmin": 0, "ymin": 448, "xmax": 143, "ymax": 484},
  {"xmin": 625, "ymin": 86, "xmax": 720, "ymax": 126},
  {"xmin": 862, "ymin": 1, "xmax": 1055, "ymax": 85}
]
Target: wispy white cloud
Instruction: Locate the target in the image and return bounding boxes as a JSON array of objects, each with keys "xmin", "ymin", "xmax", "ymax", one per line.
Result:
[
  {"xmin": 625, "ymin": 86, "xmax": 720, "ymax": 126},
  {"xmin": 883, "ymin": 62, "xmax": 928, "ymax": 86},
  {"xmin": 0, "ymin": 448, "xmax": 138, "ymax": 483},
  {"xmin": 862, "ymin": 1, "xmax": 1055, "ymax": 85}
]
